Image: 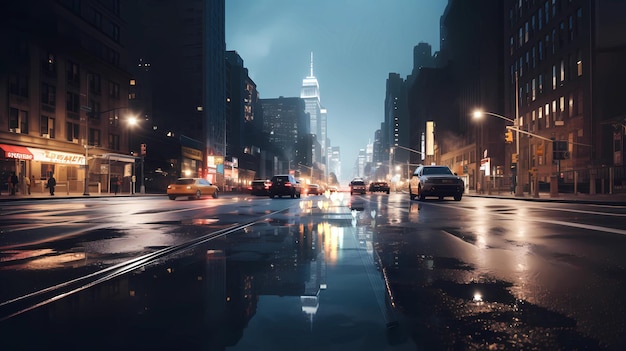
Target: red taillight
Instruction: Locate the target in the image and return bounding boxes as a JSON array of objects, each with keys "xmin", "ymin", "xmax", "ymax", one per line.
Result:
[{"xmin": 285, "ymin": 182, "xmax": 292, "ymax": 187}]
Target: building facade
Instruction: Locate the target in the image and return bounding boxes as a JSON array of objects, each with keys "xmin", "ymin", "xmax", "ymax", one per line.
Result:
[
  {"xmin": 504, "ymin": 0, "xmax": 626, "ymax": 191},
  {"xmin": 1, "ymin": 0, "xmax": 135, "ymax": 195}
]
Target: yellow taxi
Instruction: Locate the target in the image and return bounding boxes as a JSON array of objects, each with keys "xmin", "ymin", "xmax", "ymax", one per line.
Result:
[{"xmin": 167, "ymin": 177, "xmax": 219, "ymax": 200}]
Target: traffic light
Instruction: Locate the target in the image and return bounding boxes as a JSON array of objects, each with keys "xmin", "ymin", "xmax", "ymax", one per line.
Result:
[
  {"xmin": 140, "ymin": 143, "xmax": 147, "ymax": 156},
  {"xmin": 552, "ymin": 140, "xmax": 569, "ymax": 160},
  {"xmin": 505, "ymin": 130, "xmax": 513, "ymax": 143}
]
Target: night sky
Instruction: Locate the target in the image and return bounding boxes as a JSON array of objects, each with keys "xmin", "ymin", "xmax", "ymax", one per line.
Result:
[{"xmin": 226, "ymin": 0, "xmax": 447, "ymax": 182}]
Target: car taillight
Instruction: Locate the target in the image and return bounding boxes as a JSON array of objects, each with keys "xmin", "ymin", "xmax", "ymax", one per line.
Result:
[{"xmin": 285, "ymin": 182, "xmax": 292, "ymax": 187}]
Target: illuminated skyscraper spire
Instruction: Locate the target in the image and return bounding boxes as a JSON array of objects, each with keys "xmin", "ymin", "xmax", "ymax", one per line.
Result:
[{"xmin": 310, "ymin": 51, "xmax": 314, "ymax": 77}]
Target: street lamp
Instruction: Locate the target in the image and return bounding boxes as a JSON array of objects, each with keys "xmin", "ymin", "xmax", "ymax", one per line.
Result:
[
  {"xmin": 127, "ymin": 116, "xmax": 143, "ymax": 194},
  {"xmin": 472, "ymin": 110, "xmax": 522, "ymax": 196}
]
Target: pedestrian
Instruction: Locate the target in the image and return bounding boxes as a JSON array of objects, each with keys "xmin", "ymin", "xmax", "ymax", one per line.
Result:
[
  {"xmin": 24, "ymin": 174, "xmax": 31, "ymax": 195},
  {"xmin": 111, "ymin": 175, "xmax": 119, "ymax": 195},
  {"xmin": 9, "ymin": 172, "xmax": 18, "ymax": 195},
  {"xmin": 47, "ymin": 174, "xmax": 56, "ymax": 195}
]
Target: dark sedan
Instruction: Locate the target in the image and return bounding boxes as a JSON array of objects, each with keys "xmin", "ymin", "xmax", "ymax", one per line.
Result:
[{"xmin": 369, "ymin": 181, "xmax": 390, "ymax": 194}]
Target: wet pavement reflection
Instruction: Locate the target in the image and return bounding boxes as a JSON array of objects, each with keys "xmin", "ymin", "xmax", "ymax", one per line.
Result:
[{"xmin": 1, "ymin": 194, "xmax": 625, "ymax": 350}]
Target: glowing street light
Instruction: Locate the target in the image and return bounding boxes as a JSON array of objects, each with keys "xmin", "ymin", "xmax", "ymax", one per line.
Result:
[{"xmin": 473, "ymin": 109, "xmax": 522, "ymax": 196}]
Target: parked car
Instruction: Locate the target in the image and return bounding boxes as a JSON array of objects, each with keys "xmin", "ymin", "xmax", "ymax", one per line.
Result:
[
  {"xmin": 249, "ymin": 179, "xmax": 270, "ymax": 196},
  {"xmin": 304, "ymin": 183, "xmax": 321, "ymax": 196},
  {"xmin": 349, "ymin": 178, "xmax": 367, "ymax": 195},
  {"xmin": 167, "ymin": 177, "xmax": 219, "ymax": 200},
  {"xmin": 409, "ymin": 165, "xmax": 464, "ymax": 201},
  {"xmin": 268, "ymin": 174, "xmax": 301, "ymax": 198},
  {"xmin": 369, "ymin": 181, "xmax": 390, "ymax": 194}
]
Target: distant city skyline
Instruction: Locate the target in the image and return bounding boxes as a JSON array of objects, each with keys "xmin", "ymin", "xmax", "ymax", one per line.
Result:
[{"xmin": 225, "ymin": 0, "xmax": 447, "ymax": 182}]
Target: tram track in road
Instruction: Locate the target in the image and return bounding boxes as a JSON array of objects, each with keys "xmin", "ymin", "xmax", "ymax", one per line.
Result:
[{"xmin": 0, "ymin": 206, "xmax": 293, "ymax": 322}]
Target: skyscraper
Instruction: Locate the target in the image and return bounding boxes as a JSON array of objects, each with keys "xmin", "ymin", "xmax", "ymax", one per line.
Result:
[{"xmin": 300, "ymin": 53, "xmax": 323, "ymax": 166}]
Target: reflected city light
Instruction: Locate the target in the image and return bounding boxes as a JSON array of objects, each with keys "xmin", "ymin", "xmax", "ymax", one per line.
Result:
[{"xmin": 473, "ymin": 292, "xmax": 483, "ymax": 303}]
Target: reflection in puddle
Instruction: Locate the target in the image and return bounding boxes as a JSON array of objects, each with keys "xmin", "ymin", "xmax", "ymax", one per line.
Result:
[
  {"xmin": 0, "ymin": 249, "xmax": 85, "ymax": 269},
  {"xmin": 0, "ymin": 249, "xmax": 55, "ymax": 263}
]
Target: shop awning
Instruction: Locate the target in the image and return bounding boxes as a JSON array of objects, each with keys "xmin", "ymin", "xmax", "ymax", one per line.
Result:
[
  {"xmin": 0, "ymin": 144, "xmax": 34, "ymax": 160},
  {"xmin": 100, "ymin": 153, "xmax": 136, "ymax": 163}
]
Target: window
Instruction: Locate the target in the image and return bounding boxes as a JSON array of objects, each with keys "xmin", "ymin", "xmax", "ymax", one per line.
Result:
[
  {"xmin": 532, "ymin": 78, "xmax": 536, "ymax": 101},
  {"xmin": 41, "ymin": 83, "xmax": 56, "ymax": 106},
  {"xmin": 552, "ymin": 65, "xmax": 557, "ymax": 90},
  {"xmin": 9, "ymin": 73, "xmax": 29, "ymax": 97},
  {"xmin": 89, "ymin": 128, "xmax": 101, "ymax": 147},
  {"xmin": 559, "ymin": 96, "xmax": 565, "ymax": 121},
  {"xmin": 538, "ymin": 40, "xmax": 543, "ymax": 61},
  {"xmin": 560, "ymin": 59, "xmax": 565, "ymax": 84},
  {"xmin": 525, "ymin": 22, "xmax": 529, "ymax": 43},
  {"xmin": 568, "ymin": 94, "xmax": 574, "ymax": 118},
  {"xmin": 42, "ymin": 52, "xmax": 57, "ymax": 76},
  {"xmin": 40, "ymin": 115, "xmax": 56, "ymax": 138},
  {"xmin": 109, "ymin": 112, "xmax": 120, "ymax": 127},
  {"xmin": 108, "ymin": 133, "xmax": 120, "ymax": 151},
  {"xmin": 9, "ymin": 108, "xmax": 29, "ymax": 134},
  {"xmin": 538, "ymin": 73, "xmax": 543, "ymax": 94},
  {"xmin": 88, "ymin": 73, "xmax": 101, "ymax": 95},
  {"xmin": 66, "ymin": 122, "xmax": 81, "ymax": 141},
  {"xmin": 577, "ymin": 50, "xmax": 583, "ymax": 76},
  {"xmin": 67, "ymin": 61, "xmax": 80, "ymax": 85},
  {"xmin": 577, "ymin": 90, "xmax": 583, "ymax": 115},
  {"xmin": 576, "ymin": 8, "xmax": 583, "ymax": 36},
  {"xmin": 67, "ymin": 92, "xmax": 80, "ymax": 113},
  {"xmin": 568, "ymin": 16, "xmax": 574, "ymax": 41},
  {"xmin": 109, "ymin": 81, "xmax": 120, "ymax": 99},
  {"xmin": 88, "ymin": 99, "xmax": 101, "ymax": 120},
  {"xmin": 545, "ymin": 103, "xmax": 550, "ymax": 128}
]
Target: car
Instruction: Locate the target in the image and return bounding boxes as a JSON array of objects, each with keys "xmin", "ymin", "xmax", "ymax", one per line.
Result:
[
  {"xmin": 249, "ymin": 179, "xmax": 270, "ymax": 196},
  {"xmin": 304, "ymin": 183, "xmax": 321, "ymax": 196},
  {"xmin": 369, "ymin": 181, "xmax": 390, "ymax": 194},
  {"xmin": 327, "ymin": 186, "xmax": 338, "ymax": 193},
  {"xmin": 349, "ymin": 178, "xmax": 367, "ymax": 195},
  {"xmin": 268, "ymin": 174, "xmax": 301, "ymax": 198},
  {"xmin": 167, "ymin": 177, "xmax": 219, "ymax": 200},
  {"xmin": 409, "ymin": 165, "xmax": 464, "ymax": 201}
]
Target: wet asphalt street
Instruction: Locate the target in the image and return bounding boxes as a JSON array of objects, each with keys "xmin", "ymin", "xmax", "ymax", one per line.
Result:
[{"xmin": 1, "ymin": 192, "xmax": 625, "ymax": 350}]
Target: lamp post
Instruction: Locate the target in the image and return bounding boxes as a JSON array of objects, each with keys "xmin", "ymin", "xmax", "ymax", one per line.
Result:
[
  {"xmin": 472, "ymin": 110, "xmax": 522, "ymax": 196},
  {"xmin": 127, "ymin": 116, "xmax": 139, "ymax": 195}
]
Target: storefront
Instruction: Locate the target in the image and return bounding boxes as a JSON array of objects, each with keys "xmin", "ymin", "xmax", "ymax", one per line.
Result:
[{"xmin": 0, "ymin": 143, "xmax": 85, "ymax": 194}]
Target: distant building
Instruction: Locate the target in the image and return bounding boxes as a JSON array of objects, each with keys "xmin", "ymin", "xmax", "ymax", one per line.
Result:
[
  {"xmin": 300, "ymin": 53, "xmax": 324, "ymax": 166},
  {"xmin": 259, "ymin": 97, "xmax": 307, "ymax": 174}
]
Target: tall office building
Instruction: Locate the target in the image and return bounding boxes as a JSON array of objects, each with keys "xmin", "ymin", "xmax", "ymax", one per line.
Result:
[
  {"xmin": 300, "ymin": 53, "xmax": 324, "ymax": 166},
  {"xmin": 127, "ymin": 0, "xmax": 225, "ymax": 181},
  {"xmin": 259, "ymin": 97, "xmax": 307, "ymax": 173}
]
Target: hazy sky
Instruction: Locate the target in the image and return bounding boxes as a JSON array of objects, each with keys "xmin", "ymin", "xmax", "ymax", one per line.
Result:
[{"xmin": 225, "ymin": 0, "xmax": 447, "ymax": 183}]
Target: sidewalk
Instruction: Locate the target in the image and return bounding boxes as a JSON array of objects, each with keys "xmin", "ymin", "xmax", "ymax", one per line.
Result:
[
  {"xmin": 465, "ymin": 189, "xmax": 626, "ymax": 206},
  {"xmin": 0, "ymin": 189, "xmax": 160, "ymax": 202}
]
